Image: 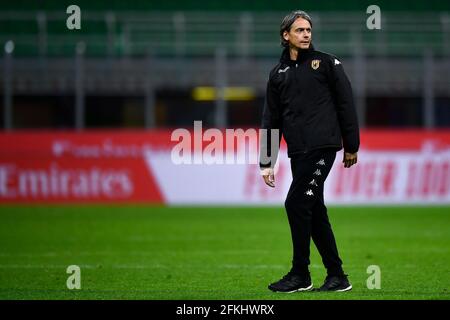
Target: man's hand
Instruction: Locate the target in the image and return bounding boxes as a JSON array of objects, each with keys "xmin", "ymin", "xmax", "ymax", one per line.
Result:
[
  {"xmin": 343, "ymin": 152, "xmax": 358, "ymax": 168},
  {"xmin": 261, "ymin": 168, "xmax": 275, "ymax": 188}
]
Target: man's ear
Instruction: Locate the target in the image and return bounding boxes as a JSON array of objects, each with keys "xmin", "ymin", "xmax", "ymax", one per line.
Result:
[{"xmin": 283, "ymin": 30, "xmax": 289, "ymax": 42}]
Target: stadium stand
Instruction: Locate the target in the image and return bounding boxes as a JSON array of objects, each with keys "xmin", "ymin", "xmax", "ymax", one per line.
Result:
[{"xmin": 0, "ymin": 1, "xmax": 449, "ymax": 128}]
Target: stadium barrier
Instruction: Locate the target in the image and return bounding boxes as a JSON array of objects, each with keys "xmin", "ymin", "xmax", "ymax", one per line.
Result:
[{"xmin": 1, "ymin": 130, "xmax": 450, "ymax": 205}]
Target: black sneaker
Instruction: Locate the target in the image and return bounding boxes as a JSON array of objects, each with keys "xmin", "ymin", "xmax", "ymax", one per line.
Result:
[
  {"xmin": 268, "ymin": 272, "xmax": 313, "ymax": 293},
  {"xmin": 318, "ymin": 275, "xmax": 352, "ymax": 292}
]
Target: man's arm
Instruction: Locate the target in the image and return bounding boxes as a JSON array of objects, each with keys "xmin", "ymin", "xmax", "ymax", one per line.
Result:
[
  {"xmin": 329, "ymin": 56, "xmax": 360, "ymax": 168},
  {"xmin": 259, "ymin": 77, "xmax": 282, "ymax": 187}
]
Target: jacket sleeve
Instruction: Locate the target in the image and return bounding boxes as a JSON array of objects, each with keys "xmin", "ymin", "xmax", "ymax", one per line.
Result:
[
  {"xmin": 259, "ymin": 76, "xmax": 282, "ymax": 169},
  {"xmin": 329, "ymin": 56, "xmax": 360, "ymax": 154}
]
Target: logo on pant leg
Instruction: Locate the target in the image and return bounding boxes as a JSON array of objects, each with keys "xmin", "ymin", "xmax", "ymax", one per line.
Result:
[
  {"xmin": 309, "ymin": 179, "xmax": 318, "ymax": 186},
  {"xmin": 316, "ymin": 159, "xmax": 326, "ymax": 166},
  {"xmin": 313, "ymin": 169, "xmax": 321, "ymax": 176},
  {"xmin": 305, "ymin": 189, "xmax": 314, "ymax": 196}
]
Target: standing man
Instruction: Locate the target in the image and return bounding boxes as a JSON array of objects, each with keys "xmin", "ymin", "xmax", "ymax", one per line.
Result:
[{"xmin": 259, "ymin": 10, "xmax": 359, "ymax": 293}]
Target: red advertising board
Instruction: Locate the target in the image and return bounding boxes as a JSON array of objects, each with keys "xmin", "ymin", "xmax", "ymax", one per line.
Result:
[
  {"xmin": 0, "ymin": 131, "xmax": 172, "ymax": 203},
  {"xmin": 1, "ymin": 130, "xmax": 450, "ymax": 205}
]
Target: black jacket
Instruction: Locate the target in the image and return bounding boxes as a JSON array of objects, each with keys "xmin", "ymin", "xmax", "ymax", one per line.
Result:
[{"xmin": 260, "ymin": 45, "xmax": 360, "ymax": 168}]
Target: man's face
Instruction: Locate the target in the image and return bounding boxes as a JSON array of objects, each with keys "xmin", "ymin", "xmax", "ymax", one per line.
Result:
[{"xmin": 283, "ymin": 17, "xmax": 312, "ymax": 50}]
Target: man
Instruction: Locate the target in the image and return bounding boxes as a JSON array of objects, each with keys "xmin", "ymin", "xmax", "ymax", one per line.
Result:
[{"xmin": 259, "ymin": 10, "xmax": 359, "ymax": 293}]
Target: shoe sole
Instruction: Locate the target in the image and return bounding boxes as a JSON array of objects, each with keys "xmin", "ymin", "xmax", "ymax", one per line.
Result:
[
  {"xmin": 335, "ymin": 285, "xmax": 352, "ymax": 292},
  {"xmin": 272, "ymin": 283, "xmax": 314, "ymax": 293},
  {"xmin": 316, "ymin": 284, "xmax": 353, "ymax": 292}
]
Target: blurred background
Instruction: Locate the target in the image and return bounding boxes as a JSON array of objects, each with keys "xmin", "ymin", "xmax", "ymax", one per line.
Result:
[
  {"xmin": 1, "ymin": 0, "xmax": 450, "ymax": 130},
  {"xmin": 1, "ymin": 0, "xmax": 450, "ymax": 205}
]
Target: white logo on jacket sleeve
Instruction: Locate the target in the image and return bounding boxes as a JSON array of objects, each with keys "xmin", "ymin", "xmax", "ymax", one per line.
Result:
[
  {"xmin": 278, "ymin": 66, "xmax": 290, "ymax": 73},
  {"xmin": 334, "ymin": 58, "xmax": 341, "ymax": 65}
]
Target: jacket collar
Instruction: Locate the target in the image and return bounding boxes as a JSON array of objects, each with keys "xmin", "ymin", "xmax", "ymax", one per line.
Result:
[{"xmin": 280, "ymin": 44, "xmax": 315, "ymax": 66}]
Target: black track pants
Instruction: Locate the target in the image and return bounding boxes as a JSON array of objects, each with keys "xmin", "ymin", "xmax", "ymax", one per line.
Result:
[{"xmin": 284, "ymin": 148, "xmax": 344, "ymax": 277}]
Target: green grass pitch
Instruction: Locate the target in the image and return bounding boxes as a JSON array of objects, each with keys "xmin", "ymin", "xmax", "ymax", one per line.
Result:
[{"xmin": 0, "ymin": 205, "xmax": 449, "ymax": 300}]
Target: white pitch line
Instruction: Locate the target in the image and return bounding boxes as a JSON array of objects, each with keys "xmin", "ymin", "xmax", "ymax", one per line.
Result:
[
  {"xmin": 0, "ymin": 264, "xmax": 98, "ymax": 269},
  {"xmin": 0, "ymin": 263, "xmax": 339, "ymax": 270},
  {"xmin": 0, "ymin": 249, "xmax": 272, "ymax": 257}
]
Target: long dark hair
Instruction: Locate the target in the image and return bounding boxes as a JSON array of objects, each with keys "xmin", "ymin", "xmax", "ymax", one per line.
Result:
[{"xmin": 280, "ymin": 10, "xmax": 313, "ymax": 48}]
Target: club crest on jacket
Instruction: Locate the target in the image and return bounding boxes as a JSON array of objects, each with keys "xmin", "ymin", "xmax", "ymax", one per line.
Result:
[{"xmin": 311, "ymin": 59, "xmax": 321, "ymax": 70}]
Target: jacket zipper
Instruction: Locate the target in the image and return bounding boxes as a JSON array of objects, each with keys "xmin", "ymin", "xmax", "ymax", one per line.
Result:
[{"xmin": 294, "ymin": 62, "xmax": 307, "ymax": 153}]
